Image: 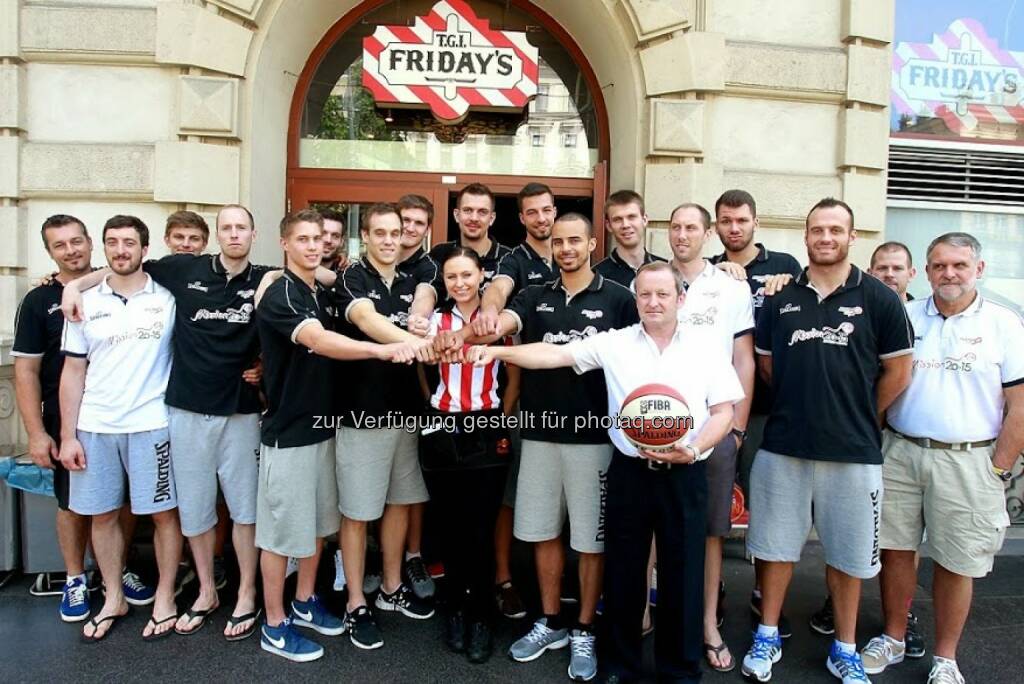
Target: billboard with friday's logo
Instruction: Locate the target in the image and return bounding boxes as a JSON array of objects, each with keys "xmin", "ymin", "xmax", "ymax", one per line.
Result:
[{"xmin": 362, "ymin": 0, "xmax": 539, "ymax": 123}]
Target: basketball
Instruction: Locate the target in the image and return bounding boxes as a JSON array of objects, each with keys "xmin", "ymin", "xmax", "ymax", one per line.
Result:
[{"xmin": 619, "ymin": 383, "xmax": 691, "ymax": 452}]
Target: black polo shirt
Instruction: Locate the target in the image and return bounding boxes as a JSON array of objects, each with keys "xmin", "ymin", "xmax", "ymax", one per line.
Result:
[
  {"xmin": 256, "ymin": 269, "xmax": 334, "ymax": 448},
  {"xmin": 710, "ymin": 243, "xmax": 802, "ymax": 414},
  {"xmin": 505, "ymin": 273, "xmax": 639, "ymax": 444},
  {"xmin": 593, "ymin": 248, "xmax": 665, "ymax": 288},
  {"xmin": 754, "ymin": 266, "xmax": 914, "ymax": 465},
  {"xmin": 12, "ymin": 280, "xmax": 66, "ymax": 418},
  {"xmin": 332, "ymin": 257, "xmax": 422, "ymax": 424},
  {"xmin": 144, "ymin": 254, "xmax": 273, "ymax": 416},
  {"xmin": 429, "ymin": 239, "xmax": 513, "ymax": 290},
  {"xmin": 494, "ymin": 242, "xmax": 554, "ymax": 295},
  {"xmin": 398, "ymin": 247, "xmax": 440, "ymax": 288}
]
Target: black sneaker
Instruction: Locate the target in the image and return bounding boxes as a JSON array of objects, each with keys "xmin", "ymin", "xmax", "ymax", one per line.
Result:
[
  {"xmin": 403, "ymin": 556, "xmax": 436, "ymax": 600},
  {"xmin": 213, "ymin": 556, "xmax": 228, "ymax": 591},
  {"xmin": 749, "ymin": 591, "xmax": 793, "ymax": 639},
  {"xmin": 905, "ymin": 610, "xmax": 926, "ymax": 658},
  {"xmin": 344, "ymin": 605, "xmax": 384, "ymax": 650},
  {"xmin": 496, "ymin": 581, "xmax": 527, "ymax": 619},
  {"xmin": 375, "ymin": 583, "xmax": 435, "ymax": 619},
  {"xmin": 809, "ymin": 596, "xmax": 835, "ymax": 636},
  {"xmin": 445, "ymin": 611, "xmax": 467, "ymax": 653},
  {"xmin": 466, "ymin": 621, "xmax": 493, "ymax": 664}
]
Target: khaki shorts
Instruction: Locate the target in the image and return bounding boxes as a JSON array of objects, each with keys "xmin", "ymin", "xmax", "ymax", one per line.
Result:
[
  {"xmin": 255, "ymin": 439, "xmax": 340, "ymax": 558},
  {"xmin": 335, "ymin": 426, "xmax": 429, "ymax": 521},
  {"xmin": 879, "ymin": 430, "xmax": 1010, "ymax": 578}
]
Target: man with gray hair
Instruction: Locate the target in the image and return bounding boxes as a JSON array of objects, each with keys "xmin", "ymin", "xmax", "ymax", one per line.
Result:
[{"xmin": 860, "ymin": 232, "xmax": 1024, "ymax": 684}]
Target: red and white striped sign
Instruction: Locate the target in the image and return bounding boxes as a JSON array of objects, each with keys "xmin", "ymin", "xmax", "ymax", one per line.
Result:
[{"xmin": 362, "ymin": 0, "xmax": 540, "ymax": 123}]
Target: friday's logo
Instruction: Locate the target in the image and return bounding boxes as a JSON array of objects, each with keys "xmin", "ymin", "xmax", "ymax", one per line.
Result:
[{"xmin": 788, "ymin": 322, "xmax": 855, "ymax": 347}]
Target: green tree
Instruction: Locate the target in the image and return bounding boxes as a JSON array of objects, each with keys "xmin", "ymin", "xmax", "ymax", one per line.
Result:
[{"xmin": 316, "ymin": 63, "xmax": 398, "ymax": 141}]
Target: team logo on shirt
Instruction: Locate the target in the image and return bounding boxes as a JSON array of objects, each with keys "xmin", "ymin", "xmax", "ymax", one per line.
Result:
[
  {"xmin": 779, "ymin": 303, "xmax": 801, "ymax": 315},
  {"xmin": 838, "ymin": 306, "xmax": 863, "ymax": 318},
  {"xmin": 683, "ymin": 307, "xmax": 717, "ymax": 326},
  {"xmin": 191, "ymin": 303, "xmax": 254, "ymax": 324},
  {"xmin": 237, "ymin": 289, "xmax": 255, "ymax": 299},
  {"xmin": 388, "ymin": 311, "xmax": 410, "ymax": 327},
  {"xmin": 542, "ymin": 326, "xmax": 599, "ymax": 344},
  {"xmin": 960, "ymin": 336, "xmax": 982, "ymax": 345},
  {"xmin": 788, "ymin": 322, "xmax": 855, "ymax": 347},
  {"xmin": 580, "ymin": 309, "xmax": 603, "ymax": 320},
  {"xmin": 145, "ymin": 306, "xmax": 165, "ymax": 314},
  {"xmin": 187, "ymin": 281, "xmax": 209, "ymax": 292},
  {"xmin": 913, "ymin": 352, "xmax": 976, "ymax": 373},
  {"xmin": 88, "ymin": 311, "xmax": 112, "ymax": 322},
  {"xmin": 536, "ymin": 303, "xmax": 555, "ymax": 313},
  {"xmin": 399, "ymin": 294, "xmax": 414, "ymax": 303},
  {"xmin": 367, "ymin": 290, "xmax": 382, "ymax": 300},
  {"xmin": 751, "ymin": 275, "xmax": 770, "ymax": 283},
  {"xmin": 752, "ymin": 289, "xmax": 766, "ymax": 309},
  {"xmin": 527, "ymin": 271, "xmax": 545, "ymax": 280},
  {"xmin": 47, "ymin": 303, "xmax": 61, "ymax": 316}
]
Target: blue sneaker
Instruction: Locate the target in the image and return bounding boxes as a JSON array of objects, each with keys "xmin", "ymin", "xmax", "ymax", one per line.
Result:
[
  {"xmin": 261, "ymin": 617, "xmax": 324, "ymax": 662},
  {"xmin": 741, "ymin": 630, "xmax": 783, "ymax": 682},
  {"xmin": 827, "ymin": 643, "xmax": 872, "ymax": 683},
  {"xmin": 60, "ymin": 574, "xmax": 91, "ymax": 622},
  {"xmin": 291, "ymin": 593, "xmax": 345, "ymax": 636},
  {"xmin": 121, "ymin": 569, "xmax": 155, "ymax": 606}
]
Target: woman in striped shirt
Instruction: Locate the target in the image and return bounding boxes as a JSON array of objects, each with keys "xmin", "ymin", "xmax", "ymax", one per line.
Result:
[{"xmin": 420, "ymin": 247, "xmax": 519, "ymax": 664}]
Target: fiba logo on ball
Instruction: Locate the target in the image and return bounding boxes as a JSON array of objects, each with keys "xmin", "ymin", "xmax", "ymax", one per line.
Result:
[{"xmin": 619, "ymin": 383, "xmax": 693, "ymax": 453}]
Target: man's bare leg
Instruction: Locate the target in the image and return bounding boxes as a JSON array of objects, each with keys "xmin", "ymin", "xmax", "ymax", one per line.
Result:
[{"xmin": 84, "ymin": 510, "xmax": 128, "ymax": 639}]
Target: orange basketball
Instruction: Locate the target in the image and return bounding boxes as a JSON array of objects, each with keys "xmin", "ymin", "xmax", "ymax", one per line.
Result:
[{"xmin": 619, "ymin": 383, "xmax": 691, "ymax": 452}]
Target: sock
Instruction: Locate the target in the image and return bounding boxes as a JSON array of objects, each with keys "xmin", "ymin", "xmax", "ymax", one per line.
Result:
[
  {"xmin": 544, "ymin": 613, "xmax": 563, "ymax": 630},
  {"xmin": 66, "ymin": 572, "xmax": 86, "ymax": 585},
  {"xmin": 405, "ymin": 551, "xmax": 421, "ymax": 562},
  {"xmin": 756, "ymin": 623, "xmax": 779, "ymax": 638},
  {"xmin": 934, "ymin": 656, "xmax": 957, "ymax": 667},
  {"xmin": 883, "ymin": 633, "xmax": 905, "ymax": 647},
  {"xmin": 834, "ymin": 639, "xmax": 856, "ymax": 655},
  {"xmin": 576, "ymin": 621, "xmax": 593, "ymax": 633}
]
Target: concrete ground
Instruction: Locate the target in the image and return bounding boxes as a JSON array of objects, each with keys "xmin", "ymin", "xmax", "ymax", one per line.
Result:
[{"xmin": 1, "ymin": 539, "xmax": 1021, "ymax": 683}]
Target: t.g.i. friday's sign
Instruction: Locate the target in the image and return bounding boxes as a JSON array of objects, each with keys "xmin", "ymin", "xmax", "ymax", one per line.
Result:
[{"xmin": 362, "ymin": 0, "xmax": 539, "ymax": 123}]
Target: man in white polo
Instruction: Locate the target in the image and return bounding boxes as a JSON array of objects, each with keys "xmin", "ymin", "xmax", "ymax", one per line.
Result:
[{"xmin": 860, "ymin": 232, "xmax": 1023, "ymax": 684}]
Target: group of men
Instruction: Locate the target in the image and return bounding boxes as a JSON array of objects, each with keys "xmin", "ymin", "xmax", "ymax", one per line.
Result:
[{"xmin": 12, "ymin": 181, "xmax": 1022, "ymax": 684}]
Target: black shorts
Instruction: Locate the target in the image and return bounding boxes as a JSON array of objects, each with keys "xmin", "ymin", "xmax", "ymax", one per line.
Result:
[{"xmin": 42, "ymin": 413, "xmax": 70, "ymax": 511}]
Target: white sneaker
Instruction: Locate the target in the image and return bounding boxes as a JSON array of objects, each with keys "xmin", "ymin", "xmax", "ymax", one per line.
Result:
[
  {"xmin": 333, "ymin": 550, "xmax": 347, "ymax": 591},
  {"xmin": 927, "ymin": 657, "xmax": 965, "ymax": 684},
  {"xmin": 861, "ymin": 635, "xmax": 905, "ymax": 674},
  {"xmin": 286, "ymin": 557, "xmax": 299, "ymax": 578}
]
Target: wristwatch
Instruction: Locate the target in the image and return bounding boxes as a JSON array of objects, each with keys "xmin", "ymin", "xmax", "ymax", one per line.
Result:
[
  {"xmin": 993, "ymin": 465, "xmax": 1013, "ymax": 482},
  {"xmin": 731, "ymin": 427, "xmax": 747, "ymax": 442}
]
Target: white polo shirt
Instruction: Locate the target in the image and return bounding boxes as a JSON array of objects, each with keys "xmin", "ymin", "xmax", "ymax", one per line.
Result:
[
  {"xmin": 61, "ymin": 274, "xmax": 175, "ymax": 433},
  {"xmin": 569, "ymin": 323, "xmax": 745, "ymax": 456},
  {"xmin": 888, "ymin": 294, "xmax": 1024, "ymax": 443},
  {"xmin": 677, "ymin": 260, "xmax": 755, "ymax": 360}
]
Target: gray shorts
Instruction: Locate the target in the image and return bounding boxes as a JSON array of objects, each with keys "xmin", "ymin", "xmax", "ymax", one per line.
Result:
[
  {"xmin": 70, "ymin": 428, "xmax": 176, "ymax": 516},
  {"xmin": 514, "ymin": 440, "xmax": 613, "ymax": 553},
  {"xmin": 335, "ymin": 426, "xmax": 429, "ymax": 521},
  {"xmin": 747, "ymin": 449, "xmax": 883, "ymax": 579},
  {"xmin": 705, "ymin": 434, "xmax": 739, "ymax": 536},
  {"xmin": 169, "ymin": 407, "xmax": 260, "ymax": 537},
  {"xmin": 255, "ymin": 439, "xmax": 340, "ymax": 558}
]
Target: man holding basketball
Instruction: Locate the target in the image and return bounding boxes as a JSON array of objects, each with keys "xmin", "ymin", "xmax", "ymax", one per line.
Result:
[{"xmin": 468, "ymin": 260, "xmax": 744, "ymax": 683}]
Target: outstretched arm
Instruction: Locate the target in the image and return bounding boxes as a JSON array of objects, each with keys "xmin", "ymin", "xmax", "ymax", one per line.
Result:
[{"xmin": 467, "ymin": 342, "xmax": 575, "ymax": 370}]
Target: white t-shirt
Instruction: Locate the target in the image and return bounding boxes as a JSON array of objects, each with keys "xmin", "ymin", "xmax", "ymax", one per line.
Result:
[
  {"xmin": 677, "ymin": 260, "xmax": 755, "ymax": 360},
  {"xmin": 568, "ymin": 323, "xmax": 745, "ymax": 456},
  {"xmin": 887, "ymin": 295, "xmax": 1024, "ymax": 443},
  {"xmin": 61, "ymin": 275, "xmax": 175, "ymax": 433}
]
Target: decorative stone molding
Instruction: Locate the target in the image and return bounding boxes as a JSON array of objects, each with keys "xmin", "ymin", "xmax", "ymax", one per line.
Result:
[
  {"xmin": 0, "ymin": 136, "xmax": 18, "ymax": 199},
  {"xmin": 639, "ymin": 31, "xmax": 725, "ymax": 96},
  {"xmin": 179, "ymin": 75, "xmax": 240, "ymax": 137},
  {"xmin": 0, "ymin": 0, "xmax": 18, "ymax": 59},
  {"xmin": 841, "ymin": 0, "xmax": 894, "ymax": 44},
  {"xmin": 839, "ymin": 107, "xmax": 888, "ymax": 170},
  {"xmin": 648, "ymin": 99, "xmax": 703, "ymax": 157},
  {"xmin": 619, "ymin": 0, "xmax": 692, "ymax": 43},
  {"xmin": 20, "ymin": 6, "xmax": 156, "ymax": 59},
  {"xmin": 156, "ymin": 2, "xmax": 254, "ymax": 77},
  {"xmin": 842, "ymin": 170, "xmax": 886, "ymax": 231},
  {"xmin": 724, "ymin": 170, "xmax": 842, "ymax": 221},
  {"xmin": 154, "ymin": 141, "xmax": 240, "ymax": 206},
  {"xmin": 0, "ymin": 64, "xmax": 24, "ymax": 131},
  {"xmin": 726, "ymin": 43, "xmax": 846, "ymax": 98},
  {"xmin": 0, "ymin": 205, "xmax": 24, "ymax": 269},
  {"xmin": 643, "ymin": 161, "xmax": 723, "ymax": 221},
  {"xmin": 208, "ymin": 0, "xmax": 265, "ymax": 22},
  {"xmin": 846, "ymin": 43, "xmax": 890, "ymax": 107},
  {"xmin": 21, "ymin": 144, "xmax": 153, "ymax": 198}
]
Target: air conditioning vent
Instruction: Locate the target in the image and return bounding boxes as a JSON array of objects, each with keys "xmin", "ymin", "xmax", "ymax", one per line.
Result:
[{"xmin": 888, "ymin": 144, "xmax": 1024, "ymax": 207}]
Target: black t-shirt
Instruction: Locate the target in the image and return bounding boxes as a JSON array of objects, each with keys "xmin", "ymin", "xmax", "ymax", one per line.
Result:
[
  {"xmin": 12, "ymin": 280, "xmax": 66, "ymax": 418},
  {"xmin": 144, "ymin": 254, "xmax": 273, "ymax": 416},
  {"xmin": 710, "ymin": 243, "xmax": 802, "ymax": 415},
  {"xmin": 494, "ymin": 242, "xmax": 554, "ymax": 296},
  {"xmin": 256, "ymin": 269, "xmax": 334, "ymax": 448},
  {"xmin": 429, "ymin": 239, "xmax": 513, "ymax": 292},
  {"xmin": 505, "ymin": 273, "xmax": 639, "ymax": 444},
  {"xmin": 754, "ymin": 266, "xmax": 914, "ymax": 464},
  {"xmin": 592, "ymin": 249, "xmax": 666, "ymax": 288},
  {"xmin": 332, "ymin": 257, "xmax": 422, "ymax": 424},
  {"xmin": 397, "ymin": 248, "xmax": 440, "ymax": 289}
]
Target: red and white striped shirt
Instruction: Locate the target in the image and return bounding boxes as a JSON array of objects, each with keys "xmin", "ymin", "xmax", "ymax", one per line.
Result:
[{"xmin": 430, "ymin": 307, "xmax": 505, "ymax": 412}]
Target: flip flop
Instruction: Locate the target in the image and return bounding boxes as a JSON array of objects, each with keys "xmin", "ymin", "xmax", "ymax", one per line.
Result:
[
  {"xmin": 81, "ymin": 610, "xmax": 129, "ymax": 644},
  {"xmin": 704, "ymin": 642, "xmax": 736, "ymax": 672},
  {"xmin": 142, "ymin": 613, "xmax": 178, "ymax": 642},
  {"xmin": 174, "ymin": 604, "xmax": 218, "ymax": 636},
  {"xmin": 224, "ymin": 608, "xmax": 262, "ymax": 642}
]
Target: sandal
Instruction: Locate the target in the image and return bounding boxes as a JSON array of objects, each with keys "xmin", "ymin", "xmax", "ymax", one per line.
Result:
[
  {"xmin": 174, "ymin": 603, "xmax": 218, "ymax": 636},
  {"xmin": 143, "ymin": 614, "xmax": 178, "ymax": 642},
  {"xmin": 224, "ymin": 608, "xmax": 262, "ymax": 642},
  {"xmin": 82, "ymin": 610, "xmax": 129, "ymax": 643},
  {"xmin": 704, "ymin": 641, "xmax": 736, "ymax": 672}
]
